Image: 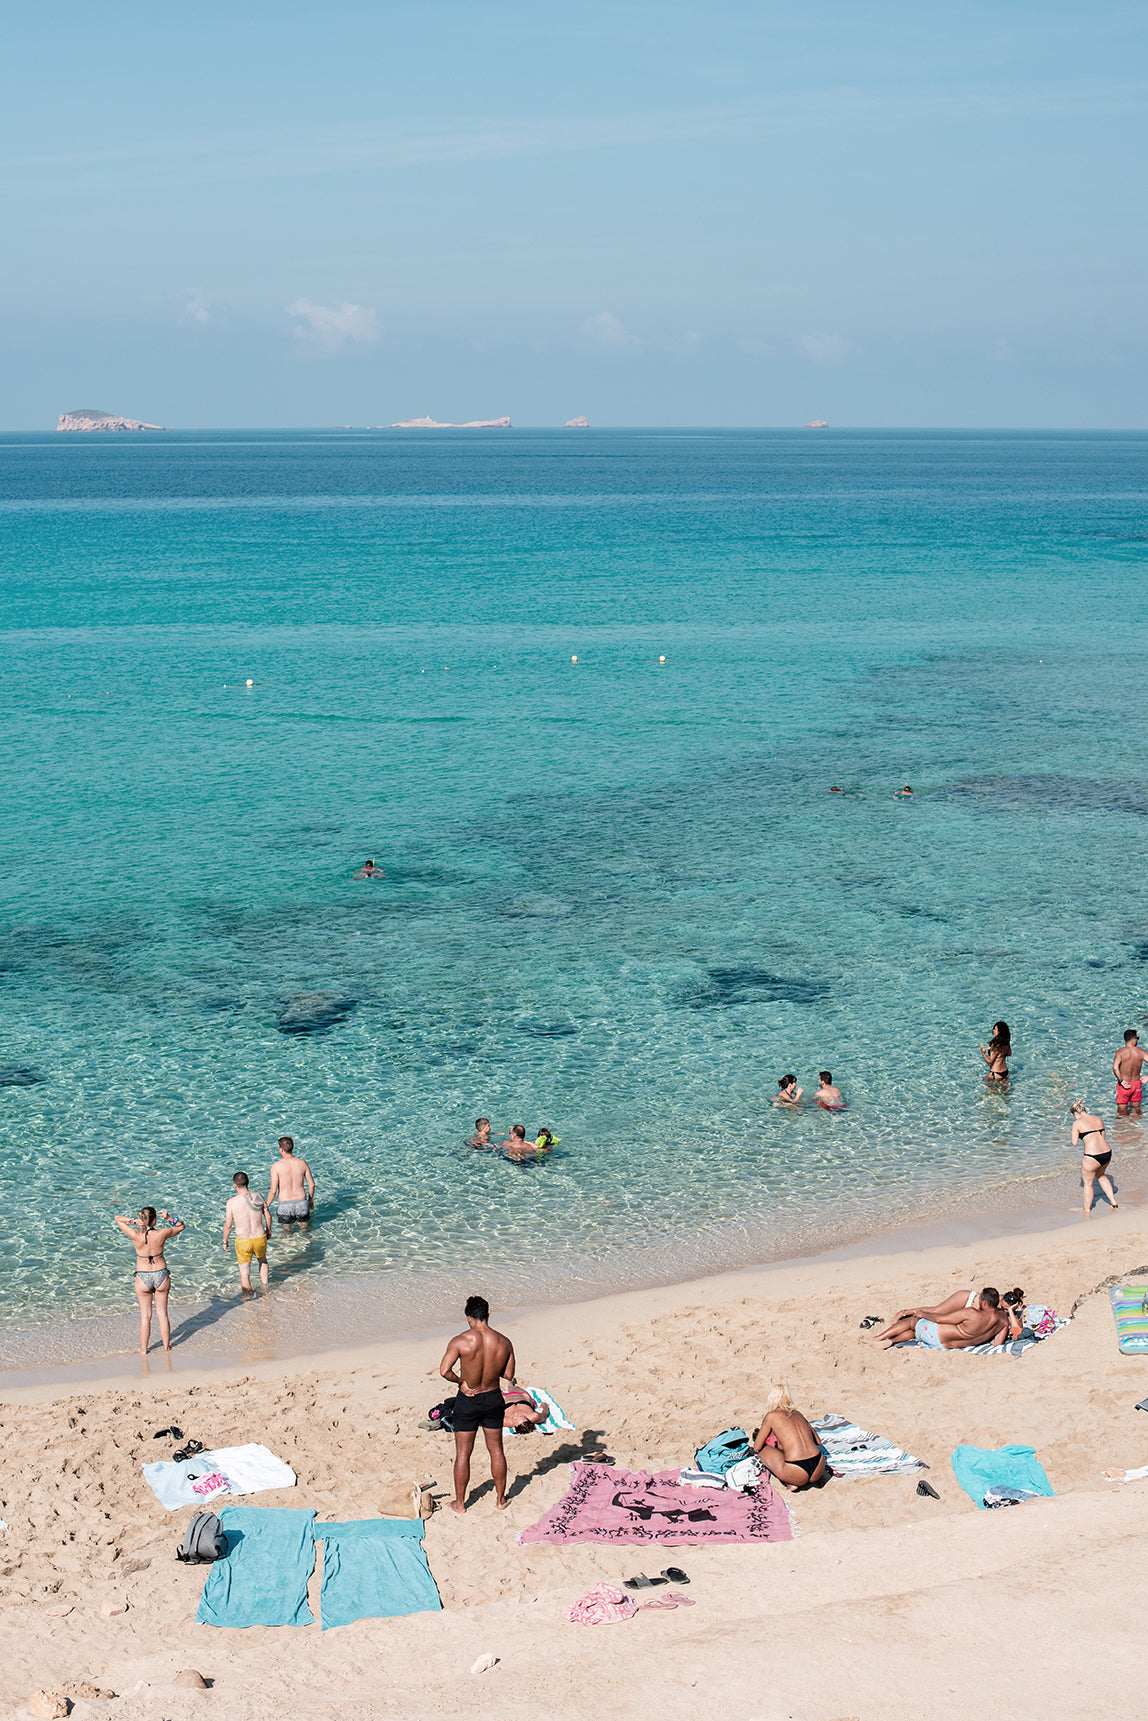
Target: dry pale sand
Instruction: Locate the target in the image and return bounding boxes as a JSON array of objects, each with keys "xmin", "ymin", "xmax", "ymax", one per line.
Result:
[{"xmin": 2, "ymin": 1206, "xmax": 1147, "ymax": 1721}]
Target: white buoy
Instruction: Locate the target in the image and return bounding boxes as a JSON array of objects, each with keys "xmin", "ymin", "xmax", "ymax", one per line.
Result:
[
  {"xmin": 571, "ymin": 655, "xmax": 578, "ymax": 664},
  {"xmin": 659, "ymin": 655, "xmax": 665, "ymax": 663},
  {"xmin": 246, "ymin": 679, "xmax": 253, "ymax": 687}
]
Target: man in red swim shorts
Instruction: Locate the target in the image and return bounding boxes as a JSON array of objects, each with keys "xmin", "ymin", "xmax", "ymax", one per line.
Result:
[{"xmin": 1113, "ymin": 1030, "xmax": 1146, "ymax": 1113}]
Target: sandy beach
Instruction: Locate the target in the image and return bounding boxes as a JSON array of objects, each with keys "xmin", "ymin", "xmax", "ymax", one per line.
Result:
[{"xmin": 2, "ymin": 1204, "xmax": 1146, "ymax": 1721}]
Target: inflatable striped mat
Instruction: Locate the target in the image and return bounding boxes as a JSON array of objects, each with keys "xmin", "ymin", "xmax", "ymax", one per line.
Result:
[{"xmin": 1110, "ymin": 1285, "xmax": 1148, "ymax": 1353}]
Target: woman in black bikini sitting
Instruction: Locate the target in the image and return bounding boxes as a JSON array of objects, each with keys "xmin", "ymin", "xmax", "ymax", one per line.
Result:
[
  {"xmin": 114, "ymin": 1206, "xmax": 185, "ymax": 1356},
  {"xmin": 1070, "ymin": 1099, "xmax": 1118, "ymax": 1218},
  {"xmin": 752, "ymin": 1384, "xmax": 827, "ymax": 1490}
]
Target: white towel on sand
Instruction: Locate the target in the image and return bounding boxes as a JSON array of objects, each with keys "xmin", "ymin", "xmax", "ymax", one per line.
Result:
[{"xmin": 142, "ymin": 1442, "xmax": 296, "ymax": 1511}]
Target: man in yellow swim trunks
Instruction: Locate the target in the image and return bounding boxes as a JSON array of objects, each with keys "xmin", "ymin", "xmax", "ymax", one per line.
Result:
[{"xmin": 222, "ymin": 1172, "xmax": 271, "ymax": 1291}]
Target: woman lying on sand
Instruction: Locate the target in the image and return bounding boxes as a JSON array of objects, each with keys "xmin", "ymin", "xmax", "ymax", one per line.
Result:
[
  {"xmin": 872, "ymin": 1287, "xmax": 1008, "ymax": 1350},
  {"xmin": 113, "ymin": 1206, "xmax": 184, "ymax": 1356},
  {"xmin": 752, "ymin": 1385, "xmax": 827, "ymax": 1490}
]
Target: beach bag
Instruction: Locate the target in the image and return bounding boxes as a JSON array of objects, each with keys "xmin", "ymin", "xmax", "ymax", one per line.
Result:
[
  {"xmin": 176, "ymin": 1511, "xmax": 225, "ymax": 1563},
  {"xmin": 693, "ymin": 1427, "xmax": 753, "ymax": 1476},
  {"xmin": 427, "ymin": 1398, "xmax": 457, "ymax": 1433}
]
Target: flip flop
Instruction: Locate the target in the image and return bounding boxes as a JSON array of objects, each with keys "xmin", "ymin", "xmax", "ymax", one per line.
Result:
[
  {"xmin": 173, "ymin": 1441, "xmax": 204, "ymax": 1462},
  {"xmin": 916, "ymin": 1479, "xmax": 940, "ymax": 1500},
  {"xmin": 152, "ymin": 1426, "xmax": 183, "ymax": 1439},
  {"xmin": 660, "ymin": 1567, "xmax": 689, "ymax": 1585},
  {"xmin": 640, "ymin": 1598, "xmax": 678, "ymax": 1610},
  {"xmin": 583, "ymin": 1454, "xmax": 615, "ymax": 1465},
  {"xmin": 859, "ymin": 1316, "xmax": 883, "ymax": 1329},
  {"xmin": 665, "ymin": 1592, "xmax": 696, "ymax": 1606},
  {"xmin": 623, "ymin": 1574, "xmax": 668, "ymax": 1589}
]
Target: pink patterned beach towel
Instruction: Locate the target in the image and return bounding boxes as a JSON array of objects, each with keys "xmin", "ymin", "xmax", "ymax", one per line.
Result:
[
  {"xmin": 519, "ymin": 1463, "xmax": 794, "ymax": 1547},
  {"xmin": 564, "ymin": 1583, "xmax": 638, "ymax": 1625}
]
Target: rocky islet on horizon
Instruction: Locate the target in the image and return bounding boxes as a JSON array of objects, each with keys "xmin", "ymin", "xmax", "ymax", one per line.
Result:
[
  {"xmin": 56, "ymin": 409, "xmax": 165, "ymax": 432},
  {"xmin": 389, "ymin": 414, "xmax": 512, "ymax": 428}
]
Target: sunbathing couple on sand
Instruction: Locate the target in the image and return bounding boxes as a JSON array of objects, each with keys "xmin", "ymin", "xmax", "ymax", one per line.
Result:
[{"xmin": 872, "ymin": 1287, "xmax": 1010, "ymax": 1350}]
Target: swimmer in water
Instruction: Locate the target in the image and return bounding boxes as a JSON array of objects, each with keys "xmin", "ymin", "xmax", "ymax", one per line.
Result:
[
  {"xmin": 815, "ymin": 1071, "xmax": 844, "ymax": 1110},
  {"xmin": 355, "ymin": 857, "xmax": 384, "ymax": 877},
  {"xmin": 893, "ymin": 784, "xmax": 914, "ymax": 798},
  {"xmin": 500, "ymin": 1124, "xmax": 545, "ymax": 1161},
  {"xmin": 773, "ymin": 1074, "xmax": 802, "ymax": 1106},
  {"xmin": 534, "ymin": 1127, "xmax": 558, "ymax": 1153},
  {"xmin": 467, "ymin": 1117, "xmax": 494, "ymax": 1149},
  {"xmin": 829, "ymin": 785, "xmax": 844, "ymax": 794}
]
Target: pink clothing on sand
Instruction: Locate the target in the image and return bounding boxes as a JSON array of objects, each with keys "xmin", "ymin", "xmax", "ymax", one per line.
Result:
[{"xmin": 565, "ymin": 1582, "xmax": 638, "ymax": 1625}]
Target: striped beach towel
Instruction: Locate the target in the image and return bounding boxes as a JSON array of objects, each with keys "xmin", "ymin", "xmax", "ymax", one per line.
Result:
[
  {"xmin": 1110, "ymin": 1285, "xmax": 1148, "ymax": 1353},
  {"xmin": 812, "ymin": 1414, "xmax": 926, "ymax": 1477}
]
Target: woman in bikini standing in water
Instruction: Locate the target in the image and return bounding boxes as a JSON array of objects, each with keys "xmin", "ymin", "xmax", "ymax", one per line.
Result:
[
  {"xmin": 1070, "ymin": 1099, "xmax": 1118, "ymax": 1218},
  {"xmin": 114, "ymin": 1206, "xmax": 184, "ymax": 1356},
  {"xmin": 980, "ymin": 1020, "xmax": 1012, "ymax": 1083}
]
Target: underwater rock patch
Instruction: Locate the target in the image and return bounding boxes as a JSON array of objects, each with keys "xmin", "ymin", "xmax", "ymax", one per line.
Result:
[{"xmin": 276, "ymin": 991, "xmax": 357, "ymax": 1035}]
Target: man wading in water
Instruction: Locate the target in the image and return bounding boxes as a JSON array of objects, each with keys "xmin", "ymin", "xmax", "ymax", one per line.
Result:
[{"xmin": 439, "ymin": 1295, "xmax": 516, "ymax": 1514}]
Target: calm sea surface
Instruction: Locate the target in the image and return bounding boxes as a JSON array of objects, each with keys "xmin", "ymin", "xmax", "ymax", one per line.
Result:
[{"xmin": 1, "ymin": 428, "xmax": 1147, "ymax": 1333}]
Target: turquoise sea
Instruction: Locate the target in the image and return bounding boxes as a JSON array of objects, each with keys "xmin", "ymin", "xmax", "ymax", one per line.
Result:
[{"xmin": 1, "ymin": 427, "xmax": 1147, "ymax": 1343}]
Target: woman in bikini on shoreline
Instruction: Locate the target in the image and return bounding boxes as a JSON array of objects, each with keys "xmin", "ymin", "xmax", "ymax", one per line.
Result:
[
  {"xmin": 752, "ymin": 1383, "xmax": 827, "ymax": 1490},
  {"xmin": 1070, "ymin": 1099, "xmax": 1118, "ymax": 1218},
  {"xmin": 114, "ymin": 1206, "xmax": 185, "ymax": 1356}
]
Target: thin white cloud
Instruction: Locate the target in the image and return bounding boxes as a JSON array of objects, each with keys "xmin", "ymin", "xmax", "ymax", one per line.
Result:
[
  {"xmin": 582, "ymin": 310, "xmax": 639, "ymax": 350},
  {"xmin": 4, "ymin": 77, "xmax": 1142, "ymax": 199},
  {"xmin": 797, "ymin": 331, "xmax": 853, "ymax": 365},
  {"xmin": 287, "ymin": 298, "xmax": 379, "ymax": 349},
  {"xmin": 183, "ymin": 291, "xmax": 210, "ymax": 324}
]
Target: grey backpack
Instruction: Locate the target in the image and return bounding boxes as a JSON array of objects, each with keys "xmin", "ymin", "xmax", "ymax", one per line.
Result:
[{"xmin": 177, "ymin": 1511, "xmax": 225, "ymax": 1563}]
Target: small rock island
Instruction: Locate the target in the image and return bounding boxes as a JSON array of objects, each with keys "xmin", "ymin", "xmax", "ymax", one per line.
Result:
[
  {"xmin": 565, "ymin": 416, "xmax": 590, "ymax": 428},
  {"xmin": 390, "ymin": 415, "xmax": 511, "ymax": 429},
  {"xmin": 57, "ymin": 409, "xmax": 165, "ymax": 432}
]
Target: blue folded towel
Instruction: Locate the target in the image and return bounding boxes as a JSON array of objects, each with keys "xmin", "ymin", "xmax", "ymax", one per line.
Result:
[
  {"xmin": 950, "ymin": 1444, "xmax": 1055, "ymax": 1509},
  {"xmin": 317, "ymin": 1518, "xmax": 442, "ymax": 1630},
  {"xmin": 196, "ymin": 1506, "xmax": 317, "ymax": 1628}
]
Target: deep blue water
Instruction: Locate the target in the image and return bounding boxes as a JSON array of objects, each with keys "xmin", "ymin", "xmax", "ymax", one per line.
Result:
[{"xmin": 1, "ymin": 427, "xmax": 1146, "ymax": 1327}]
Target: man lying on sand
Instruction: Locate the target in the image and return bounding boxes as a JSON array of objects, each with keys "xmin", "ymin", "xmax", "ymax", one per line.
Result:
[
  {"xmin": 439, "ymin": 1294, "xmax": 516, "ymax": 1512},
  {"xmin": 873, "ymin": 1286, "xmax": 1008, "ymax": 1350}
]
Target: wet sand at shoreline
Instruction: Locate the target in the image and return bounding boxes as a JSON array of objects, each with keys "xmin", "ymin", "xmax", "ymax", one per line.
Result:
[
  {"xmin": 1, "ymin": 1204, "xmax": 1146, "ymax": 1720},
  {"xmin": 3, "ymin": 1151, "xmax": 1142, "ymax": 1388}
]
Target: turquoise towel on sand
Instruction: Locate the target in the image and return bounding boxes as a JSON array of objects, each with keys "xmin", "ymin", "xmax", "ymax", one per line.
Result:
[
  {"xmin": 196, "ymin": 1506, "xmax": 317, "ymax": 1628},
  {"xmin": 950, "ymin": 1444, "xmax": 1055, "ymax": 1509},
  {"xmin": 317, "ymin": 1518, "xmax": 442, "ymax": 1630}
]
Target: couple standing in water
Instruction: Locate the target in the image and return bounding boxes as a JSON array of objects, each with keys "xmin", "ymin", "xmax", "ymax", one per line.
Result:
[{"xmin": 774, "ymin": 1073, "xmax": 844, "ymax": 1110}]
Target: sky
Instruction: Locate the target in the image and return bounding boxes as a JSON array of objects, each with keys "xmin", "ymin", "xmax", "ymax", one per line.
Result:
[{"xmin": 1, "ymin": 0, "xmax": 1145, "ymax": 427}]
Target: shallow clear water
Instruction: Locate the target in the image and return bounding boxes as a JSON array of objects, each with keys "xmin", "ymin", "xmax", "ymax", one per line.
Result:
[{"xmin": 2, "ymin": 427, "xmax": 1147, "ymax": 1329}]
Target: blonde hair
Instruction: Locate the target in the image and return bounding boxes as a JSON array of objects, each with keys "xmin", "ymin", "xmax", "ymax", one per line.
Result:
[
  {"xmin": 765, "ymin": 1383, "xmax": 796, "ymax": 1414},
  {"xmin": 1070, "ymin": 1099, "xmax": 1088, "ymax": 1117}
]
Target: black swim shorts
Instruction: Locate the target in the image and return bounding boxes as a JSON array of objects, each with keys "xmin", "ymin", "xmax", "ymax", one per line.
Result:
[{"xmin": 451, "ymin": 1388, "xmax": 505, "ymax": 1433}]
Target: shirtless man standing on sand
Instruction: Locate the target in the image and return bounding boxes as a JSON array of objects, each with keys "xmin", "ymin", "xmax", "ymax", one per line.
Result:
[
  {"xmin": 872, "ymin": 1287, "xmax": 1008, "ymax": 1350},
  {"xmin": 1113, "ymin": 1030, "xmax": 1147, "ymax": 1114},
  {"xmin": 268, "ymin": 1135, "xmax": 315, "ymax": 1227},
  {"xmin": 439, "ymin": 1295, "xmax": 516, "ymax": 1514}
]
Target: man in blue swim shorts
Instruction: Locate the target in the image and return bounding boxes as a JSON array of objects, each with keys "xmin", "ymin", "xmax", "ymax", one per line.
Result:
[{"xmin": 873, "ymin": 1288, "xmax": 1008, "ymax": 1350}]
